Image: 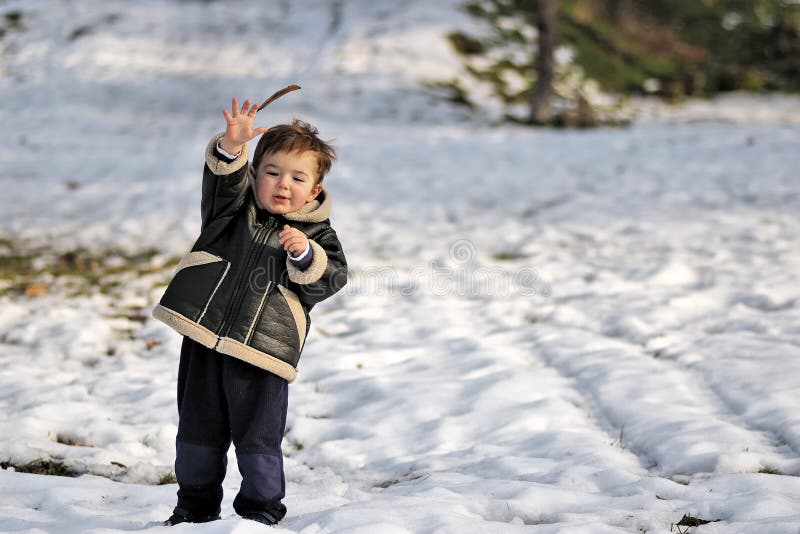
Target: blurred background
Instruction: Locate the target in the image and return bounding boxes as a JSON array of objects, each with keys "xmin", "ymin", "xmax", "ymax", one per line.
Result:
[
  {"xmin": 1, "ymin": 1, "xmax": 799, "ymax": 532},
  {"xmin": 446, "ymin": 0, "xmax": 800, "ymax": 125}
]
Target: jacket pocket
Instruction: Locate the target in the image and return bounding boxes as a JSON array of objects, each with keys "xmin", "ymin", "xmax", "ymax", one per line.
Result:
[
  {"xmin": 247, "ymin": 284, "xmax": 307, "ymax": 366},
  {"xmin": 275, "ymin": 284, "xmax": 308, "ymax": 350},
  {"xmin": 160, "ymin": 250, "xmax": 230, "ymax": 323}
]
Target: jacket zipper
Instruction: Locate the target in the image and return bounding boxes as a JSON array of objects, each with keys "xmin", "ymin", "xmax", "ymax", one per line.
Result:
[{"xmin": 215, "ymin": 216, "xmax": 277, "ymax": 346}]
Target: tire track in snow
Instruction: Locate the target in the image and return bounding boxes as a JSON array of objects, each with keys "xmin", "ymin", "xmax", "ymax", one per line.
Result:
[
  {"xmin": 520, "ymin": 329, "xmax": 665, "ymax": 478},
  {"xmin": 512, "ymin": 212, "xmax": 800, "ymax": 478},
  {"xmin": 462, "ymin": 302, "xmax": 665, "ymax": 479},
  {"xmin": 637, "ymin": 320, "xmax": 800, "ymax": 468},
  {"xmin": 527, "ymin": 319, "xmax": 800, "ymax": 478}
]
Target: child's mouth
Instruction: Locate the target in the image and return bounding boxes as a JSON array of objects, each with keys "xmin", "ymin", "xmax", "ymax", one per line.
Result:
[{"xmin": 273, "ymin": 195, "xmax": 289, "ymax": 203}]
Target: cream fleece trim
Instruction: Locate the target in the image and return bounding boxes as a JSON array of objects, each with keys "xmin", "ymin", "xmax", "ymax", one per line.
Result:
[
  {"xmin": 151, "ymin": 304, "xmax": 298, "ymax": 382},
  {"xmin": 283, "ymin": 189, "xmax": 331, "ymax": 223},
  {"xmin": 286, "ymin": 239, "xmax": 327, "ymax": 284},
  {"xmin": 245, "ymin": 281, "xmax": 272, "ymax": 344},
  {"xmin": 205, "ymin": 132, "xmax": 249, "ymax": 175},
  {"xmin": 276, "ymin": 284, "xmax": 307, "ymax": 349},
  {"xmin": 175, "ymin": 250, "xmax": 226, "ymax": 273},
  {"xmin": 216, "ymin": 337, "xmax": 297, "ymax": 383},
  {"xmin": 151, "ymin": 304, "xmax": 218, "ymax": 349},
  {"xmin": 198, "ymin": 262, "xmax": 230, "ymax": 324}
]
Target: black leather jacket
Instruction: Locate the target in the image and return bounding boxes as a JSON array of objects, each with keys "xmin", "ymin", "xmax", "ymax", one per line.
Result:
[{"xmin": 152, "ymin": 133, "xmax": 347, "ymax": 382}]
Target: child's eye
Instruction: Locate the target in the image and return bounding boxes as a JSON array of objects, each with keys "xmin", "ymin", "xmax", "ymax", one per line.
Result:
[
  {"xmin": 266, "ymin": 171, "xmax": 279, "ymax": 177},
  {"xmin": 293, "ymin": 176, "xmax": 305, "ymax": 182}
]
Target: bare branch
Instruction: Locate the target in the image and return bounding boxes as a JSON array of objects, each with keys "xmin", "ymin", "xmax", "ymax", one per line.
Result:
[{"xmin": 257, "ymin": 84, "xmax": 302, "ymax": 112}]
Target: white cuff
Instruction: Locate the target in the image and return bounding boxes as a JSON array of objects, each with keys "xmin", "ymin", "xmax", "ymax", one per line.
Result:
[
  {"xmin": 216, "ymin": 140, "xmax": 242, "ymax": 160},
  {"xmin": 287, "ymin": 242, "xmax": 311, "ymax": 261},
  {"xmin": 206, "ymin": 133, "xmax": 249, "ymax": 175}
]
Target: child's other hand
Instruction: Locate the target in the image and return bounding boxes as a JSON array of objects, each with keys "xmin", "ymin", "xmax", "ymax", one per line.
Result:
[
  {"xmin": 279, "ymin": 224, "xmax": 309, "ymax": 257},
  {"xmin": 220, "ymin": 97, "xmax": 269, "ymax": 154}
]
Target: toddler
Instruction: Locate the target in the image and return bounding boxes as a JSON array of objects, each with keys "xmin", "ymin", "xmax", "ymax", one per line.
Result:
[{"xmin": 152, "ymin": 97, "xmax": 348, "ymax": 525}]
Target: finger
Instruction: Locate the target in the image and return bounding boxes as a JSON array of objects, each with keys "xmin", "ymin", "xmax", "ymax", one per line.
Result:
[
  {"xmin": 292, "ymin": 240, "xmax": 308, "ymax": 254},
  {"xmin": 231, "ymin": 97, "xmax": 239, "ymax": 116},
  {"xmin": 249, "ymin": 102, "xmax": 260, "ymax": 116},
  {"xmin": 287, "ymin": 238, "xmax": 307, "ymax": 251},
  {"xmin": 241, "ymin": 99, "xmax": 251, "ymax": 115},
  {"xmin": 254, "ymin": 126, "xmax": 269, "ymax": 136},
  {"xmin": 223, "ymin": 109, "xmax": 232, "ymax": 122},
  {"xmin": 280, "ymin": 234, "xmax": 302, "ymax": 246},
  {"xmin": 281, "ymin": 231, "xmax": 302, "ymax": 244},
  {"xmin": 279, "ymin": 226, "xmax": 299, "ymax": 238}
]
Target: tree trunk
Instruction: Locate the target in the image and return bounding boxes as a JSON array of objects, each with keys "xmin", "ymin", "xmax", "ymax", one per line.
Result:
[
  {"xmin": 529, "ymin": 0, "xmax": 557, "ymax": 124},
  {"xmin": 605, "ymin": 0, "xmax": 629, "ymax": 25}
]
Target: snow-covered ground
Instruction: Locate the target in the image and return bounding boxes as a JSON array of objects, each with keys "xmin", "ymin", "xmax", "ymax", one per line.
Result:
[{"xmin": 1, "ymin": 1, "xmax": 799, "ymax": 533}]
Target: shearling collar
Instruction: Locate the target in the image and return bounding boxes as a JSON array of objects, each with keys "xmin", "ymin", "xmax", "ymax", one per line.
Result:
[{"xmin": 248, "ymin": 168, "xmax": 331, "ymax": 223}]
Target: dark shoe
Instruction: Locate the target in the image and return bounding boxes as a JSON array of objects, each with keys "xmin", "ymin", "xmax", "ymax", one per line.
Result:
[
  {"xmin": 241, "ymin": 503, "xmax": 287, "ymax": 525},
  {"xmin": 163, "ymin": 506, "xmax": 221, "ymax": 526}
]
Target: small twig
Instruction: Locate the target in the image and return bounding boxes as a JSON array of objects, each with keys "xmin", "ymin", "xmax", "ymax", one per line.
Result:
[
  {"xmin": 257, "ymin": 84, "xmax": 301, "ymax": 111},
  {"xmin": 671, "ymin": 513, "xmax": 719, "ymax": 533},
  {"xmin": 609, "ymin": 425, "xmax": 624, "ymax": 448}
]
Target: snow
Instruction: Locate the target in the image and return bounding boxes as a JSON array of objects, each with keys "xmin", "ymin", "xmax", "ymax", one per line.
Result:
[{"xmin": 2, "ymin": 0, "xmax": 800, "ymax": 532}]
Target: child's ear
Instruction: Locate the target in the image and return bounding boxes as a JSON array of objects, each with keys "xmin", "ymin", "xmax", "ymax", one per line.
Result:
[
  {"xmin": 308, "ymin": 182, "xmax": 323, "ymax": 200},
  {"xmin": 248, "ymin": 164, "xmax": 256, "ymax": 178}
]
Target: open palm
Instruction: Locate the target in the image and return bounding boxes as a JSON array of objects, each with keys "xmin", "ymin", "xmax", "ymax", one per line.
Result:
[{"xmin": 220, "ymin": 97, "xmax": 268, "ymax": 152}]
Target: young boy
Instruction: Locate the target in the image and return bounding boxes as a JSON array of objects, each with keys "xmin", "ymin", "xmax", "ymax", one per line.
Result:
[{"xmin": 152, "ymin": 98, "xmax": 347, "ymax": 526}]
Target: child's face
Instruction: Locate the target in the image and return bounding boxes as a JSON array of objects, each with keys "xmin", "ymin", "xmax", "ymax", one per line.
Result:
[{"xmin": 254, "ymin": 150, "xmax": 322, "ymax": 214}]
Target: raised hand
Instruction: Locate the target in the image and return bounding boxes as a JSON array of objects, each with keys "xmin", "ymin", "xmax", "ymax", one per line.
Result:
[{"xmin": 219, "ymin": 97, "xmax": 269, "ymax": 155}]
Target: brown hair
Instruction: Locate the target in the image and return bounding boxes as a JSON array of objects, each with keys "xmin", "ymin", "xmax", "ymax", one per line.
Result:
[{"xmin": 252, "ymin": 119, "xmax": 336, "ymax": 183}]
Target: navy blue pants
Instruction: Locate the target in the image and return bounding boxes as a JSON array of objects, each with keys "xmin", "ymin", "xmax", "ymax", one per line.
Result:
[{"xmin": 174, "ymin": 336, "xmax": 288, "ymax": 517}]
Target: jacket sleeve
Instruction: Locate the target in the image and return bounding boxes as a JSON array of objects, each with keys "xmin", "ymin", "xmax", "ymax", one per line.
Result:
[
  {"xmin": 200, "ymin": 132, "xmax": 250, "ymax": 231},
  {"xmin": 286, "ymin": 226, "xmax": 348, "ymax": 308}
]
